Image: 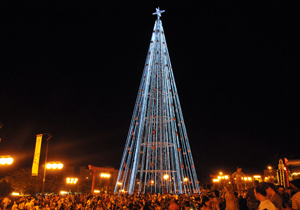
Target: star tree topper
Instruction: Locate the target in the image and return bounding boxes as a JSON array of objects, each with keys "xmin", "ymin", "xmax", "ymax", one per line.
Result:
[{"xmin": 152, "ymin": 7, "xmax": 165, "ymax": 19}]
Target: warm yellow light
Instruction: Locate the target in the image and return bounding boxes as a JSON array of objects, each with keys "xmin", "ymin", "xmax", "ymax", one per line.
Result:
[
  {"xmin": 52, "ymin": 163, "xmax": 58, "ymax": 169},
  {"xmin": 12, "ymin": 192, "xmax": 19, "ymax": 196},
  {"xmin": 0, "ymin": 157, "xmax": 13, "ymax": 165},
  {"xmin": 244, "ymin": 177, "xmax": 248, "ymax": 181},
  {"xmin": 184, "ymin": 177, "xmax": 188, "ymax": 182},
  {"xmin": 268, "ymin": 166, "xmax": 272, "ymax": 170},
  {"xmin": 163, "ymin": 174, "xmax": 169, "ymax": 180},
  {"xmin": 151, "ymin": 180, "xmax": 154, "ymax": 184},
  {"xmin": 219, "ymin": 172, "xmax": 223, "ymax": 175},
  {"xmin": 46, "ymin": 163, "xmax": 63, "ymax": 169},
  {"xmin": 213, "ymin": 179, "xmax": 220, "ymax": 182},
  {"xmin": 248, "ymin": 177, "xmax": 252, "ymax": 181},
  {"xmin": 117, "ymin": 181, "xmax": 122, "ymax": 185},
  {"xmin": 218, "ymin": 176, "xmax": 221, "ymax": 180},
  {"xmin": 60, "ymin": 191, "xmax": 68, "ymax": 194},
  {"xmin": 292, "ymin": 172, "xmax": 300, "ymax": 176},
  {"xmin": 66, "ymin": 177, "xmax": 78, "ymax": 184},
  {"xmin": 58, "ymin": 163, "xmax": 63, "ymax": 169},
  {"xmin": 94, "ymin": 190, "xmax": 100, "ymax": 193},
  {"xmin": 100, "ymin": 173, "xmax": 111, "ymax": 178},
  {"xmin": 6, "ymin": 158, "xmax": 13, "ymax": 164},
  {"xmin": 224, "ymin": 175, "xmax": 229, "ymax": 180},
  {"xmin": 253, "ymin": 175, "xmax": 261, "ymax": 179},
  {"xmin": 0, "ymin": 158, "xmax": 6, "ymax": 165}
]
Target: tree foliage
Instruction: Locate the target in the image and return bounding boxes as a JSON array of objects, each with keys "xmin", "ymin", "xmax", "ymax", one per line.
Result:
[
  {"xmin": 4, "ymin": 168, "xmax": 62, "ymax": 195},
  {"xmin": 0, "ymin": 179, "xmax": 13, "ymax": 197},
  {"xmin": 5, "ymin": 168, "xmax": 42, "ymax": 195}
]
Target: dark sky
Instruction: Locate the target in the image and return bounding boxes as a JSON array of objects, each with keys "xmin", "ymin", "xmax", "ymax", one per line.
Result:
[{"xmin": 1, "ymin": 2, "xmax": 299, "ymax": 181}]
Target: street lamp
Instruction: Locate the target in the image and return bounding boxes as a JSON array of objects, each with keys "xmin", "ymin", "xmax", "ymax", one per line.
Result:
[
  {"xmin": 47, "ymin": 163, "xmax": 63, "ymax": 169},
  {"xmin": 0, "ymin": 156, "xmax": 13, "ymax": 165},
  {"xmin": 99, "ymin": 173, "xmax": 111, "ymax": 192},
  {"xmin": 41, "ymin": 133, "xmax": 52, "ymax": 195},
  {"xmin": 66, "ymin": 177, "xmax": 79, "ymax": 194},
  {"xmin": 163, "ymin": 174, "xmax": 169, "ymax": 180},
  {"xmin": 66, "ymin": 177, "xmax": 78, "ymax": 184},
  {"xmin": 42, "ymin": 162, "xmax": 63, "ymax": 194},
  {"xmin": 100, "ymin": 173, "xmax": 111, "ymax": 178}
]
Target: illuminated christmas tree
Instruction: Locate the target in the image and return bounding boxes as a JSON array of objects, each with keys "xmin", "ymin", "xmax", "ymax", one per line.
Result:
[{"xmin": 114, "ymin": 7, "xmax": 200, "ymax": 195}]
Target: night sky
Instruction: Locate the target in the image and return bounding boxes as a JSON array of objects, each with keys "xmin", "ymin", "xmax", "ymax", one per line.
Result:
[{"xmin": 1, "ymin": 2, "xmax": 299, "ymax": 181}]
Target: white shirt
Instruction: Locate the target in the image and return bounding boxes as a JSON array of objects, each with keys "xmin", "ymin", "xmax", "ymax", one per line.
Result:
[{"xmin": 258, "ymin": 199, "xmax": 276, "ymax": 210}]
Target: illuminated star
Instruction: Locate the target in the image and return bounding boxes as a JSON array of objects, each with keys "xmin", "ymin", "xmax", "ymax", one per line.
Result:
[{"xmin": 152, "ymin": 7, "xmax": 165, "ymax": 19}]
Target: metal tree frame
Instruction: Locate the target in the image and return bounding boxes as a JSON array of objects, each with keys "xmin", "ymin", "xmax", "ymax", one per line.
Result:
[{"xmin": 115, "ymin": 8, "xmax": 200, "ymax": 195}]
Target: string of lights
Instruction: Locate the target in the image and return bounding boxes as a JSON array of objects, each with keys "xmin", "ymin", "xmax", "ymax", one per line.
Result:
[{"xmin": 114, "ymin": 8, "xmax": 200, "ymax": 195}]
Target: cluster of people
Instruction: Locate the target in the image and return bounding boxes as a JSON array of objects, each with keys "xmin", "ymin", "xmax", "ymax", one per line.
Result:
[{"xmin": 0, "ymin": 179, "xmax": 300, "ymax": 210}]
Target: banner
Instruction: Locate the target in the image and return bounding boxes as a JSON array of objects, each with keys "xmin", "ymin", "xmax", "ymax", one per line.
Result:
[{"xmin": 32, "ymin": 134, "xmax": 43, "ymax": 176}]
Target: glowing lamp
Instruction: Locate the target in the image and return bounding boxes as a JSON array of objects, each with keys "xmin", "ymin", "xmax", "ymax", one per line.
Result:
[
  {"xmin": 94, "ymin": 190, "xmax": 100, "ymax": 193},
  {"xmin": 46, "ymin": 162, "xmax": 63, "ymax": 169},
  {"xmin": 66, "ymin": 177, "xmax": 78, "ymax": 184},
  {"xmin": 184, "ymin": 177, "xmax": 188, "ymax": 182},
  {"xmin": 0, "ymin": 157, "xmax": 13, "ymax": 165},
  {"xmin": 52, "ymin": 163, "xmax": 58, "ymax": 169},
  {"xmin": 163, "ymin": 174, "xmax": 169, "ymax": 180},
  {"xmin": 57, "ymin": 163, "xmax": 63, "ymax": 169},
  {"xmin": 117, "ymin": 181, "xmax": 122, "ymax": 185},
  {"xmin": 100, "ymin": 173, "xmax": 111, "ymax": 178}
]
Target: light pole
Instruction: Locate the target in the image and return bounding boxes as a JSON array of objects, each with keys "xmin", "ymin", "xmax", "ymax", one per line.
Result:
[
  {"xmin": 66, "ymin": 177, "xmax": 79, "ymax": 194},
  {"xmin": 100, "ymin": 173, "xmax": 111, "ymax": 192},
  {"xmin": 41, "ymin": 133, "xmax": 52, "ymax": 195}
]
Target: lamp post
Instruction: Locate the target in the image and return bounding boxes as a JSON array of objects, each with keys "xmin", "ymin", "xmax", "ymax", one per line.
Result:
[
  {"xmin": 41, "ymin": 134, "xmax": 52, "ymax": 195},
  {"xmin": 100, "ymin": 173, "xmax": 111, "ymax": 192},
  {"xmin": 0, "ymin": 156, "xmax": 13, "ymax": 165},
  {"xmin": 66, "ymin": 177, "xmax": 79, "ymax": 194}
]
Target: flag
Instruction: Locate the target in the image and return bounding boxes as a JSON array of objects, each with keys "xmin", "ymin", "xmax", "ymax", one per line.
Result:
[{"xmin": 32, "ymin": 134, "xmax": 43, "ymax": 176}]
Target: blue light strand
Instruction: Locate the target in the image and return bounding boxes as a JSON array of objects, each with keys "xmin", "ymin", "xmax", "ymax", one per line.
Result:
[{"xmin": 114, "ymin": 16, "xmax": 200, "ymax": 195}]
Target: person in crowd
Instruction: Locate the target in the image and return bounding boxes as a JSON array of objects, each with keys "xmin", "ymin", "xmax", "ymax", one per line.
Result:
[
  {"xmin": 262, "ymin": 182, "xmax": 283, "ymax": 210},
  {"xmin": 277, "ymin": 185, "xmax": 290, "ymax": 209},
  {"xmin": 11, "ymin": 201, "xmax": 18, "ymax": 210},
  {"xmin": 211, "ymin": 190, "xmax": 221, "ymax": 210},
  {"xmin": 1, "ymin": 197, "xmax": 10, "ymax": 210},
  {"xmin": 246, "ymin": 180, "xmax": 260, "ymax": 210},
  {"xmin": 168, "ymin": 198, "xmax": 180, "ymax": 210},
  {"xmin": 254, "ymin": 184, "xmax": 276, "ymax": 210},
  {"xmin": 199, "ymin": 195, "xmax": 211, "ymax": 210},
  {"xmin": 290, "ymin": 179, "xmax": 300, "ymax": 210},
  {"xmin": 231, "ymin": 166, "xmax": 246, "ymax": 196},
  {"xmin": 224, "ymin": 186, "xmax": 238, "ymax": 210}
]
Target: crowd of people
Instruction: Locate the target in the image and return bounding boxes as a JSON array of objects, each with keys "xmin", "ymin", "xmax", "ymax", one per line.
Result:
[{"xmin": 1, "ymin": 179, "xmax": 300, "ymax": 210}]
